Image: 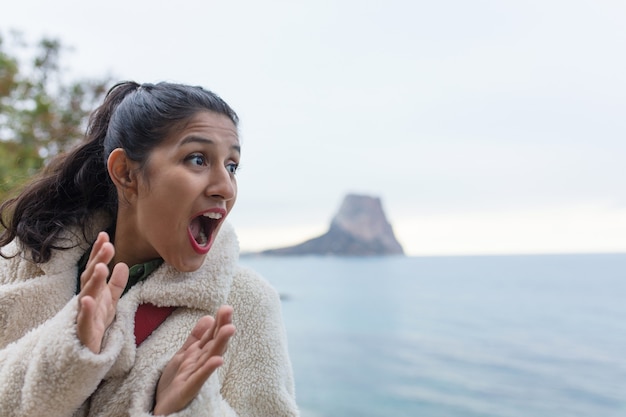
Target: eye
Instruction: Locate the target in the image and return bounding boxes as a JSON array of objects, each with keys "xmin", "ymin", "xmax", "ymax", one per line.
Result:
[
  {"xmin": 186, "ymin": 153, "xmax": 207, "ymax": 167},
  {"xmin": 226, "ymin": 162, "xmax": 240, "ymax": 175}
]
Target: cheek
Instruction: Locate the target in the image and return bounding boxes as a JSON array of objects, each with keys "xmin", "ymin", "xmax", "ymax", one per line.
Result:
[
  {"xmin": 146, "ymin": 174, "xmax": 191, "ymax": 206},
  {"xmin": 227, "ymin": 192, "xmax": 237, "ymax": 213},
  {"xmin": 230, "ymin": 181, "xmax": 238, "ymax": 207},
  {"xmin": 137, "ymin": 185, "xmax": 186, "ymax": 230}
]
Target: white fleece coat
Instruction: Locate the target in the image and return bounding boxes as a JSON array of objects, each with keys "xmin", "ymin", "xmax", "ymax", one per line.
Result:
[{"xmin": 0, "ymin": 221, "xmax": 299, "ymax": 417}]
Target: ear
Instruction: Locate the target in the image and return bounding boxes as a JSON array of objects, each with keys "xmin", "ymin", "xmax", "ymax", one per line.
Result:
[{"xmin": 107, "ymin": 148, "xmax": 139, "ymax": 200}]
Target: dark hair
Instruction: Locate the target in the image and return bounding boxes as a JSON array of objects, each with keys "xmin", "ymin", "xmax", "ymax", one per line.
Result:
[{"xmin": 0, "ymin": 81, "xmax": 239, "ymax": 263}]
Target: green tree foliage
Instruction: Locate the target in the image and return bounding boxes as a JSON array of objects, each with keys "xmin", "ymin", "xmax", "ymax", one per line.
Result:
[{"xmin": 0, "ymin": 31, "xmax": 109, "ymax": 201}]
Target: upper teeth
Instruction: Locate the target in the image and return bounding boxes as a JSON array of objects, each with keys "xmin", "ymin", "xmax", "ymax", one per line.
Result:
[{"xmin": 203, "ymin": 212, "xmax": 223, "ymax": 219}]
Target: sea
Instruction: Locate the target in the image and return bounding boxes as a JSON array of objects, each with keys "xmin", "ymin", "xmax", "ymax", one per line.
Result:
[{"xmin": 239, "ymin": 253, "xmax": 626, "ymax": 417}]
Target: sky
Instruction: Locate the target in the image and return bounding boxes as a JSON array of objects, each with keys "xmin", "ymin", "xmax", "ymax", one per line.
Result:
[{"xmin": 2, "ymin": 0, "xmax": 625, "ymax": 256}]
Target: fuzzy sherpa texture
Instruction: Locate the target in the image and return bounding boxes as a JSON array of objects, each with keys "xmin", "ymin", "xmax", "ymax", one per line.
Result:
[{"xmin": 0, "ymin": 221, "xmax": 299, "ymax": 417}]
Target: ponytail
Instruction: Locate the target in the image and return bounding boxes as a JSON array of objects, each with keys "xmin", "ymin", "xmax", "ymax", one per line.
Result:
[{"xmin": 0, "ymin": 81, "xmax": 140, "ymax": 263}]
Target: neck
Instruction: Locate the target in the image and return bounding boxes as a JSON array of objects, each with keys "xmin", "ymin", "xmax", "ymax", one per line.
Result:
[{"xmin": 110, "ymin": 211, "xmax": 155, "ymax": 268}]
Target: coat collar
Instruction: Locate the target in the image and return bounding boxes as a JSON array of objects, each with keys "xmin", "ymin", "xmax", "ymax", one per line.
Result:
[
  {"xmin": 133, "ymin": 222, "xmax": 239, "ymax": 311},
  {"xmin": 37, "ymin": 216, "xmax": 240, "ymax": 312}
]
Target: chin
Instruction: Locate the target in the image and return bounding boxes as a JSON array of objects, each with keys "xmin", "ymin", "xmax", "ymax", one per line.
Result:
[{"xmin": 170, "ymin": 256, "xmax": 207, "ymax": 273}]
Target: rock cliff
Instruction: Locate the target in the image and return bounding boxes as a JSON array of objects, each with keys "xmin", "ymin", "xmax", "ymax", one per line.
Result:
[{"xmin": 261, "ymin": 194, "xmax": 405, "ymax": 256}]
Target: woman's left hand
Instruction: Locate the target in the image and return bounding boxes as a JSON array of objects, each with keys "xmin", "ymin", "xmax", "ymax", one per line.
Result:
[{"xmin": 153, "ymin": 305, "xmax": 236, "ymax": 416}]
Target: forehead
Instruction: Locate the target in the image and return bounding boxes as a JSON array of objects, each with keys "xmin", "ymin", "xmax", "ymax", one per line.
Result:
[{"xmin": 167, "ymin": 111, "xmax": 239, "ymax": 145}]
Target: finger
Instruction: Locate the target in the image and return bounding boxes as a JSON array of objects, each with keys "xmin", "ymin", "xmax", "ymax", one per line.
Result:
[
  {"xmin": 81, "ymin": 240, "xmax": 114, "ymax": 289},
  {"xmin": 86, "ymin": 232, "xmax": 109, "ymax": 264},
  {"xmin": 185, "ymin": 355, "xmax": 225, "ymax": 389},
  {"xmin": 198, "ymin": 321, "xmax": 217, "ymax": 349},
  {"xmin": 196, "ymin": 323, "xmax": 236, "ymax": 365},
  {"xmin": 76, "ymin": 295, "xmax": 101, "ymax": 352},
  {"xmin": 80, "ymin": 262, "xmax": 110, "ymax": 299},
  {"xmin": 90, "ymin": 242, "xmax": 115, "ymax": 272},
  {"xmin": 82, "ymin": 233, "xmax": 110, "ymax": 277},
  {"xmin": 214, "ymin": 305, "xmax": 234, "ymax": 336},
  {"xmin": 180, "ymin": 316, "xmax": 215, "ymax": 352},
  {"xmin": 209, "ymin": 324, "xmax": 236, "ymax": 357},
  {"xmin": 76, "ymin": 295, "xmax": 95, "ymax": 329},
  {"xmin": 199, "ymin": 306, "xmax": 233, "ymax": 348},
  {"xmin": 108, "ymin": 262, "xmax": 129, "ymax": 304}
]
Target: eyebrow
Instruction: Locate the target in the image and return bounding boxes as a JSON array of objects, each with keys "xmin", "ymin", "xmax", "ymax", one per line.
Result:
[{"xmin": 180, "ymin": 135, "xmax": 241, "ymax": 154}]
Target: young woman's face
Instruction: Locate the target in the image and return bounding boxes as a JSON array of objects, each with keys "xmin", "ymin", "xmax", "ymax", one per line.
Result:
[{"xmin": 129, "ymin": 111, "xmax": 240, "ymax": 272}]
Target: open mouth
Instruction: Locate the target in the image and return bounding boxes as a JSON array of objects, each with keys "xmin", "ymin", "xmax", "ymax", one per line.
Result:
[{"xmin": 189, "ymin": 211, "xmax": 223, "ymax": 250}]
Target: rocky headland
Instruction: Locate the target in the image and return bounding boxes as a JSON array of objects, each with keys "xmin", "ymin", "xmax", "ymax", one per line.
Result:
[{"xmin": 260, "ymin": 194, "xmax": 404, "ymax": 256}]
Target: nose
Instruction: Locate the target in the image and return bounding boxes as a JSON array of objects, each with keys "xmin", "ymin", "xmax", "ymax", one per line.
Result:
[{"xmin": 205, "ymin": 164, "xmax": 236, "ymax": 201}]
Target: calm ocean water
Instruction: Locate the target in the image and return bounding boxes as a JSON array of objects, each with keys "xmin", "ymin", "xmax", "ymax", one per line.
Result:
[{"xmin": 239, "ymin": 254, "xmax": 626, "ymax": 417}]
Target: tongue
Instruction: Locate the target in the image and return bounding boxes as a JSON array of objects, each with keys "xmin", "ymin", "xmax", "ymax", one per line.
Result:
[{"xmin": 189, "ymin": 217, "xmax": 202, "ymax": 241}]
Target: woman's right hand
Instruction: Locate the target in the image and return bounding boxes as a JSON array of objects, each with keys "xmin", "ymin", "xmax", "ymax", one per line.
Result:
[{"xmin": 76, "ymin": 231, "xmax": 129, "ymax": 353}]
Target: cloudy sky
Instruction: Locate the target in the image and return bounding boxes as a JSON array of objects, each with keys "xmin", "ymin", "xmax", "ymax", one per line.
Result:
[{"xmin": 2, "ymin": 0, "xmax": 625, "ymax": 256}]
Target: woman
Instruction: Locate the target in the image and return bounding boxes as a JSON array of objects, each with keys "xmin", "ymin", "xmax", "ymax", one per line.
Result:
[{"xmin": 0, "ymin": 81, "xmax": 299, "ymax": 416}]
